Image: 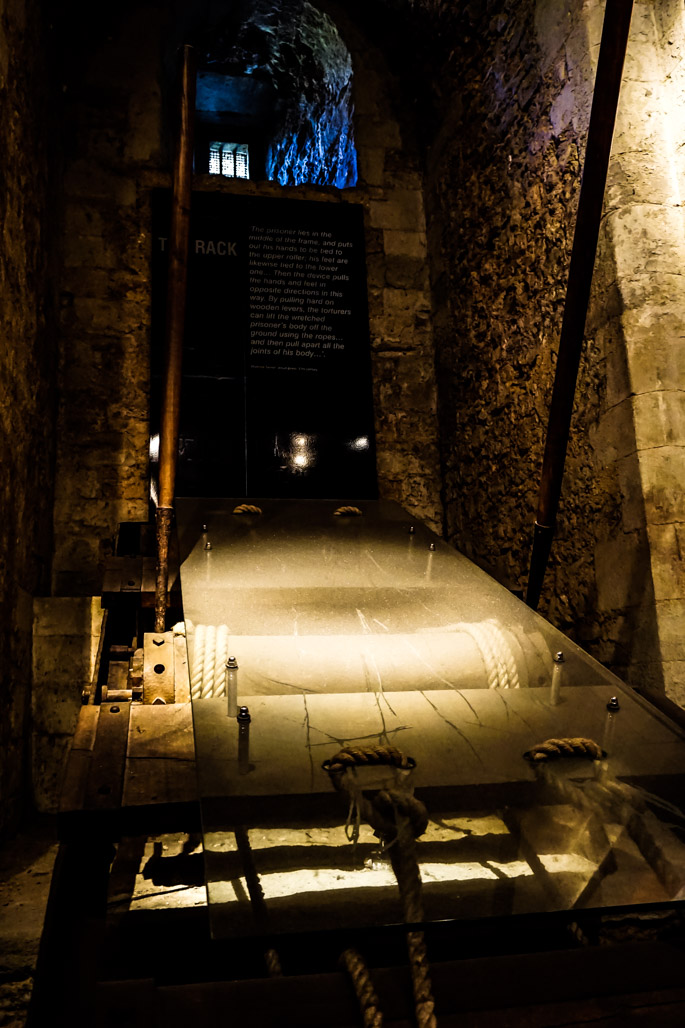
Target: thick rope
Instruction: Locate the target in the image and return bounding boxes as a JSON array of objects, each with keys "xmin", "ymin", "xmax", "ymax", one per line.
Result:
[
  {"xmin": 323, "ymin": 745, "xmax": 415, "ymax": 774},
  {"xmin": 454, "ymin": 620, "xmax": 520, "ymax": 689},
  {"xmin": 533, "ymin": 757, "xmax": 685, "ymax": 897},
  {"xmin": 189, "ymin": 623, "xmax": 231, "ymax": 698},
  {"xmin": 334, "ymin": 505, "xmax": 363, "ymax": 516},
  {"xmin": 455, "ymin": 621, "xmax": 499, "ymax": 689},
  {"xmin": 340, "ymin": 949, "xmax": 384, "ymax": 1027},
  {"xmin": 325, "ymin": 745, "xmax": 437, "ymax": 1028},
  {"xmin": 264, "ymin": 948, "xmax": 283, "ymax": 978},
  {"xmin": 524, "ymin": 736, "xmax": 605, "ymax": 763},
  {"xmin": 214, "ymin": 624, "xmax": 229, "ymax": 697},
  {"xmin": 383, "ymin": 804, "xmax": 436, "ymax": 1028},
  {"xmin": 190, "ymin": 623, "xmax": 205, "ymax": 700},
  {"xmin": 201, "ymin": 624, "xmax": 216, "ymax": 699},
  {"xmin": 487, "ymin": 621, "xmax": 520, "ymax": 690}
]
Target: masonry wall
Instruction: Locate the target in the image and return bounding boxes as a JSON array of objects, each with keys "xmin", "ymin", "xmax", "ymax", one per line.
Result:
[
  {"xmin": 414, "ymin": 0, "xmax": 643, "ymax": 675},
  {"xmin": 597, "ymin": 0, "xmax": 685, "ymax": 701},
  {"xmin": 418, "ymin": 0, "xmax": 607, "ymax": 621},
  {"xmin": 0, "ymin": 0, "xmax": 58, "ymax": 837},
  {"xmin": 414, "ymin": 0, "xmax": 685, "ymax": 695},
  {"xmin": 50, "ymin": 0, "xmax": 443, "ymax": 600}
]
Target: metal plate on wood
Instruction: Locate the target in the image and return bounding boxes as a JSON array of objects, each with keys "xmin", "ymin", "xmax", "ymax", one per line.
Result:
[{"xmin": 143, "ymin": 632, "xmax": 175, "ymax": 704}]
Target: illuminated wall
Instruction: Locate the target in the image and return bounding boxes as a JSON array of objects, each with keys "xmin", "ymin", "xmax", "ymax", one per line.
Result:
[{"xmin": 196, "ymin": 0, "xmax": 358, "ymax": 188}]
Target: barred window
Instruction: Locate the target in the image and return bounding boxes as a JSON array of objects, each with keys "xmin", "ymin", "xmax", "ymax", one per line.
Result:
[{"xmin": 209, "ymin": 141, "xmax": 249, "ymax": 179}]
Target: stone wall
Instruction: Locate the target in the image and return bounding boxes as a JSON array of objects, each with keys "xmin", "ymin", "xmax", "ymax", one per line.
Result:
[
  {"xmin": 598, "ymin": 0, "xmax": 685, "ymax": 700},
  {"xmin": 0, "ymin": 0, "xmax": 58, "ymax": 837},
  {"xmin": 419, "ymin": 0, "xmax": 606, "ymax": 616},
  {"xmin": 50, "ymin": 0, "xmax": 442, "ymax": 598},
  {"xmin": 414, "ymin": 0, "xmax": 685, "ymax": 696}
]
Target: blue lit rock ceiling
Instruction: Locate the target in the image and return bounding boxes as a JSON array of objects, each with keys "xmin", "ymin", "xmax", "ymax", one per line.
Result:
[{"xmin": 197, "ymin": 0, "xmax": 357, "ymax": 187}]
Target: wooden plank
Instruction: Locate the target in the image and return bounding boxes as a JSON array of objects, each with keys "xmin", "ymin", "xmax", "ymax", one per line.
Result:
[
  {"xmin": 60, "ymin": 706, "xmax": 101, "ymax": 813},
  {"xmin": 123, "ymin": 704, "xmax": 196, "ymax": 813},
  {"xmin": 84, "ymin": 702, "xmax": 131, "ymax": 810},
  {"xmin": 123, "ymin": 757, "xmax": 197, "ymax": 807},
  {"xmin": 143, "ymin": 631, "xmax": 175, "ymax": 704}
]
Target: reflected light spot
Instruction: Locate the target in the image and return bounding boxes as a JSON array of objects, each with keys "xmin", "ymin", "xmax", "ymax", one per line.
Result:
[
  {"xmin": 149, "ymin": 434, "xmax": 160, "ymax": 461},
  {"xmin": 292, "ymin": 453, "xmax": 309, "ymax": 468},
  {"xmin": 351, "ymin": 436, "xmax": 369, "ymax": 451}
]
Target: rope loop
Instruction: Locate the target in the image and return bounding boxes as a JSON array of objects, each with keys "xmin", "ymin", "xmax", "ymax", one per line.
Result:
[
  {"xmin": 322, "ymin": 744, "xmax": 416, "ymax": 775},
  {"xmin": 373, "ymin": 789, "xmax": 429, "ymax": 842},
  {"xmin": 524, "ymin": 736, "xmax": 605, "ymax": 763}
]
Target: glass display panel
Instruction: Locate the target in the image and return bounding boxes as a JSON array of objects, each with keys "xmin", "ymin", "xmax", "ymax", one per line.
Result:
[{"xmin": 176, "ymin": 498, "xmax": 685, "ymax": 939}]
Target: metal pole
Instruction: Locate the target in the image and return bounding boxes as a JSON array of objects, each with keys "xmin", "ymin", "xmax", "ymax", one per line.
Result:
[
  {"xmin": 155, "ymin": 44, "xmax": 196, "ymax": 632},
  {"xmin": 525, "ymin": 0, "xmax": 634, "ymax": 610}
]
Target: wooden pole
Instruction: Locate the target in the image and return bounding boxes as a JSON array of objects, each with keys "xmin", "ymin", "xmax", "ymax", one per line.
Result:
[
  {"xmin": 525, "ymin": 0, "xmax": 634, "ymax": 610},
  {"xmin": 155, "ymin": 45, "xmax": 196, "ymax": 632}
]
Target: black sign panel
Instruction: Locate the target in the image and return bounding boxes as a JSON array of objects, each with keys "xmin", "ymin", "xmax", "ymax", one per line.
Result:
[{"xmin": 151, "ymin": 192, "xmax": 377, "ymax": 499}]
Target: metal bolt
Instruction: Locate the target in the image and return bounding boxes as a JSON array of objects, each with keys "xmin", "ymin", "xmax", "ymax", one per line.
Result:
[
  {"xmin": 237, "ymin": 705, "xmax": 251, "ymax": 723},
  {"xmin": 554, "ymin": 651, "xmax": 565, "ymax": 663},
  {"xmin": 408, "ymin": 525, "xmax": 415, "ymax": 535},
  {"xmin": 110, "ymin": 706, "xmax": 120, "ymax": 713},
  {"xmin": 607, "ymin": 696, "xmax": 620, "ymax": 712},
  {"xmin": 204, "ymin": 540, "xmax": 212, "ymax": 550},
  {"xmin": 226, "ymin": 656, "xmax": 239, "ymax": 669},
  {"xmin": 202, "ymin": 523, "xmax": 208, "ymax": 532},
  {"xmin": 428, "ymin": 542, "xmax": 436, "ymax": 551}
]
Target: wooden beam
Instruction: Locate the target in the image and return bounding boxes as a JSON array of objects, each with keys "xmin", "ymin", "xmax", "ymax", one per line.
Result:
[{"xmin": 155, "ymin": 44, "xmax": 196, "ymax": 632}]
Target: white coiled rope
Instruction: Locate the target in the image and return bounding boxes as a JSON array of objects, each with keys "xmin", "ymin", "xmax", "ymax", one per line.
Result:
[
  {"xmin": 187, "ymin": 622, "xmax": 231, "ymax": 699},
  {"xmin": 454, "ymin": 620, "xmax": 520, "ymax": 690}
]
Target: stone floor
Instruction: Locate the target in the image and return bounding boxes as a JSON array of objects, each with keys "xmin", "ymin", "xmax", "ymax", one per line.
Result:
[{"xmin": 0, "ymin": 818, "xmax": 58, "ymax": 1028}]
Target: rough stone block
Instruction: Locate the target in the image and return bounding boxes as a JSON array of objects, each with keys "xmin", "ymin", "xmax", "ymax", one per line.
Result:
[
  {"xmin": 594, "ymin": 532, "xmax": 652, "ymax": 612},
  {"xmin": 607, "ymin": 150, "xmax": 678, "ymax": 210},
  {"xmin": 633, "ymin": 390, "xmax": 685, "ymax": 452},
  {"xmin": 610, "ymin": 205, "xmax": 685, "ymax": 298},
  {"xmin": 647, "ymin": 523, "xmax": 685, "ymax": 602},
  {"xmin": 603, "ymin": 332, "xmax": 632, "ymax": 410},
  {"xmin": 612, "ymin": 80, "xmax": 667, "ymax": 155},
  {"xmin": 368, "ymin": 191, "xmax": 425, "ymax": 231},
  {"xmin": 357, "ymin": 146, "xmax": 386, "ymax": 187},
  {"xmin": 354, "ymin": 115, "xmax": 401, "ymax": 151},
  {"xmin": 385, "ymin": 256, "xmax": 428, "ymax": 290},
  {"xmin": 656, "ymin": 599, "xmax": 685, "ymax": 661},
  {"xmin": 63, "ymin": 232, "xmax": 117, "ymax": 270},
  {"xmin": 383, "ymin": 230, "xmax": 427, "ymax": 258},
  {"xmin": 592, "ymin": 398, "xmax": 636, "ymax": 464},
  {"xmin": 622, "ymin": 307, "xmax": 685, "ymax": 394},
  {"xmin": 32, "ymin": 597, "xmax": 104, "ymax": 810},
  {"xmin": 638, "ymin": 445, "xmax": 685, "ymax": 524},
  {"xmin": 663, "ymin": 660, "xmax": 685, "ymax": 708}
]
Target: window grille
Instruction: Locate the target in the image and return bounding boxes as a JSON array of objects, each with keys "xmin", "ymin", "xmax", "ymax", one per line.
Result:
[{"xmin": 209, "ymin": 142, "xmax": 249, "ymax": 179}]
